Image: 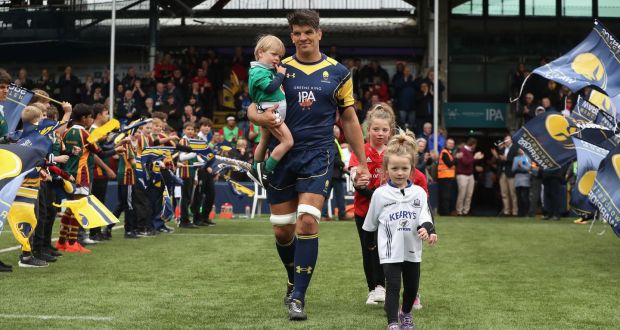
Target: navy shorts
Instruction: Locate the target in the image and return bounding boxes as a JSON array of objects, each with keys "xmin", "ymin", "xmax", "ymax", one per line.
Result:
[{"xmin": 266, "ymin": 146, "xmax": 335, "ymax": 204}]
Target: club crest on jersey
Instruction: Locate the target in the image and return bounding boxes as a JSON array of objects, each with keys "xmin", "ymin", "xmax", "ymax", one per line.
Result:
[
  {"xmin": 413, "ymin": 198, "xmax": 421, "ymax": 207},
  {"xmin": 366, "ymin": 157, "xmax": 372, "ymax": 163},
  {"xmin": 321, "ymin": 71, "xmax": 331, "ymax": 83},
  {"xmin": 398, "ymin": 219, "xmax": 411, "ymax": 231},
  {"xmin": 298, "ymin": 90, "xmax": 315, "ymax": 110}
]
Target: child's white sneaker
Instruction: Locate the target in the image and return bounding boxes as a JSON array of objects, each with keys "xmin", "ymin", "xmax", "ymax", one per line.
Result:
[
  {"xmin": 412, "ymin": 293, "xmax": 423, "ymax": 310},
  {"xmin": 366, "ymin": 290, "xmax": 378, "ymax": 305},
  {"xmin": 374, "ymin": 285, "xmax": 386, "ymax": 302}
]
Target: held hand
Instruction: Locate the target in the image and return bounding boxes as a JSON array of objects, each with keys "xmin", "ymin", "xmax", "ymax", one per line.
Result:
[
  {"xmin": 40, "ymin": 170, "xmax": 51, "ymax": 182},
  {"xmin": 417, "ymin": 227, "xmax": 429, "ymax": 241},
  {"xmin": 354, "ymin": 165, "xmax": 371, "ymax": 188},
  {"xmin": 69, "ymin": 175, "xmax": 75, "ymax": 182},
  {"xmin": 455, "ymin": 152, "xmax": 463, "ymax": 159},
  {"xmin": 428, "ymin": 234, "xmax": 438, "ymax": 246},
  {"xmin": 54, "ymin": 155, "xmax": 69, "ymax": 164},
  {"xmin": 72, "ymin": 146, "xmax": 81, "ymax": 155},
  {"xmin": 474, "ymin": 151, "xmax": 484, "ymax": 160},
  {"xmin": 114, "ymin": 145, "xmax": 126, "ymax": 153}
]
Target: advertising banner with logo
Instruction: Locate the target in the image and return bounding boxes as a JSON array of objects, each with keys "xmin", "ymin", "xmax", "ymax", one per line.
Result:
[{"xmin": 444, "ymin": 102, "xmax": 507, "ymax": 128}]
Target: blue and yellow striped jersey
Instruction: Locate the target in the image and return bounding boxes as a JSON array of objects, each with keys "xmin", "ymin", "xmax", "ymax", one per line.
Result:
[{"xmin": 278, "ymin": 54, "xmax": 354, "ymax": 151}]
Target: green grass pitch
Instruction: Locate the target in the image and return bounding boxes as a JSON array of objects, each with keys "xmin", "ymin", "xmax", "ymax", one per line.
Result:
[{"xmin": 0, "ymin": 216, "xmax": 618, "ymax": 329}]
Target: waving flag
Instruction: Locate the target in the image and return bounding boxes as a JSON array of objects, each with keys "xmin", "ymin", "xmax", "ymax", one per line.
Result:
[
  {"xmin": 87, "ymin": 119, "xmax": 120, "ymax": 144},
  {"xmin": 531, "ymin": 21, "xmax": 620, "ymax": 96},
  {"xmin": 570, "ymin": 138, "xmax": 609, "ymax": 216},
  {"xmin": 161, "ymin": 187, "xmax": 174, "ymax": 222},
  {"xmin": 588, "ymin": 144, "xmax": 620, "ymax": 236},
  {"xmin": 0, "ymin": 84, "xmax": 34, "ymax": 133},
  {"xmin": 229, "ymin": 180, "xmax": 255, "ymax": 198},
  {"xmin": 588, "ymin": 89, "xmax": 620, "ymax": 121},
  {"xmin": 513, "ymin": 112, "xmax": 577, "ymax": 169},
  {"xmin": 54, "ymin": 195, "xmax": 119, "ymax": 229},
  {"xmin": 0, "ymin": 168, "xmax": 36, "ymax": 233}
]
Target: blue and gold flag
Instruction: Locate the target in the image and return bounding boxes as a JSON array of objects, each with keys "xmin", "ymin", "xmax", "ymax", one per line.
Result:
[
  {"xmin": 588, "ymin": 89, "xmax": 620, "ymax": 121},
  {"xmin": 588, "ymin": 144, "xmax": 620, "ymax": 237},
  {"xmin": 0, "ymin": 168, "xmax": 36, "ymax": 233},
  {"xmin": 513, "ymin": 112, "xmax": 577, "ymax": 169},
  {"xmin": 532, "ymin": 21, "xmax": 620, "ymax": 96},
  {"xmin": 54, "ymin": 195, "xmax": 119, "ymax": 229},
  {"xmin": 570, "ymin": 138, "xmax": 609, "ymax": 216},
  {"xmin": 0, "ymin": 84, "xmax": 34, "ymax": 133}
]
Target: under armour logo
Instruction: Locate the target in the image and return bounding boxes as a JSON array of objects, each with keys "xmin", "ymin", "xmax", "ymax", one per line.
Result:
[
  {"xmin": 286, "ymin": 73, "xmax": 296, "ymax": 78},
  {"xmin": 296, "ymin": 266, "xmax": 313, "ymax": 274}
]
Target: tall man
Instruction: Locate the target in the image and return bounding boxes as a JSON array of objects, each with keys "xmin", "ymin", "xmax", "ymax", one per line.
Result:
[{"xmin": 248, "ymin": 10, "xmax": 370, "ymax": 321}]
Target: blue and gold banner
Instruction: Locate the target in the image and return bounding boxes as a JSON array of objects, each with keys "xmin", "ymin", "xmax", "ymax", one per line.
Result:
[
  {"xmin": 588, "ymin": 89, "xmax": 620, "ymax": 121},
  {"xmin": 532, "ymin": 21, "xmax": 620, "ymax": 96},
  {"xmin": 55, "ymin": 195, "xmax": 119, "ymax": 229},
  {"xmin": 513, "ymin": 112, "xmax": 577, "ymax": 169},
  {"xmin": 588, "ymin": 144, "xmax": 620, "ymax": 236},
  {"xmin": 570, "ymin": 138, "xmax": 609, "ymax": 216},
  {"xmin": 0, "ymin": 84, "xmax": 34, "ymax": 134},
  {"xmin": 0, "ymin": 168, "xmax": 36, "ymax": 233}
]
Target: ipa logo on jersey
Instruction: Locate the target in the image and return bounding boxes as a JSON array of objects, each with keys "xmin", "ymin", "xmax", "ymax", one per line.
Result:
[
  {"xmin": 298, "ymin": 90, "xmax": 315, "ymax": 110},
  {"xmin": 571, "ymin": 53, "xmax": 607, "ymax": 89},
  {"xmin": 545, "ymin": 114, "xmax": 577, "ymax": 144}
]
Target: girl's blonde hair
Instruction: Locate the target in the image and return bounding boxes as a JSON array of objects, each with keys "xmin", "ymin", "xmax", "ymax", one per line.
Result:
[
  {"xmin": 383, "ymin": 129, "xmax": 418, "ymax": 170},
  {"xmin": 254, "ymin": 35, "xmax": 286, "ymax": 61},
  {"xmin": 364, "ymin": 102, "xmax": 396, "ymax": 139}
]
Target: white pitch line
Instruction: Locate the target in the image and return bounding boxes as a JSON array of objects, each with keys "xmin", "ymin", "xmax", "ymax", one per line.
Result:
[
  {"xmin": 0, "ymin": 225, "xmax": 125, "ymax": 254},
  {"xmin": 0, "ymin": 314, "xmax": 114, "ymax": 321}
]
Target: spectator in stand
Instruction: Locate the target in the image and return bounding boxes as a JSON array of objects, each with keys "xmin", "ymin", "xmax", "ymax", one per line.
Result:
[
  {"xmin": 437, "ymin": 137, "xmax": 457, "ymax": 216},
  {"xmin": 151, "ymin": 82, "xmax": 166, "ymax": 111},
  {"xmin": 519, "ymin": 92, "xmax": 537, "ymax": 126},
  {"xmin": 161, "ymin": 94, "xmax": 182, "ymax": 132},
  {"xmin": 171, "ymin": 69, "xmax": 187, "ymax": 100},
  {"xmin": 183, "ymin": 46, "xmax": 199, "ymax": 74},
  {"xmin": 35, "ymin": 68, "xmax": 55, "ymax": 97},
  {"xmin": 231, "ymin": 46, "xmax": 249, "ymax": 83},
  {"xmin": 121, "ymin": 67, "xmax": 138, "ymax": 91},
  {"xmin": 423, "ymin": 68, "xmax": 445, "ymax": 101},
  {"xmin": 205, "ymin": 48, "xmax": 224, "ymax": 91},
  {"xmin": 372, "ymin": 77, "xmax": 390, "ymax": 103},
  {"xmin": 541, "ymin": 96, "xmax": 556, "ymax": 112},
  {"xmin": 511, "ymin": 63, "xmax": 529, "ymax": 97},
  {"xmin": 420, "ymin": 122, "xmax": 445, "ymax": 154},
  {"xmin": 181, "ymin": 105, "xmax": 197, "ymax": 126},
  {"xmin": 117, "ymin": 89, "xmax": 138, "ymax": 125},
  {"xmin": 455, "ymin": 137, "xmax": 484, "ymax": 216},
  {"xmin": 92, "ymin": 86, "xmax": 105, "ymax": 105},
  {"xmin": 114, "ymin": 83, "xmax": 124, "ymax": 105},
  {"xmin": 512, "ymin": 148, "xmax": 531, "ymax": 217},
  {"xmin": 188, "ymin": 94, "xmax": 202, "ymax": 118},
  {"xmin": 17, "ymin": 68, "xmax": 34, "ymax": 89},
  {"xmin": 492, "ymin": 134, "xmax": 519, "ymax": 217},
  {"xmin": 164, "ymin": 80, "xmax": 184, "ymax": 105},
  {"xmin": 415, "ymin": 138, "xmax": 432, "ymax": 176},
  {"xmin": 101, "ymin": 69, "xmax": 120, "ymax": 98},
  {"xmin": 57, "ymin": 65, "xmax": 80, "ymax": 105},
  {"xmin": 141, "ymin": 70, "xmax": 157, "ymax": 95},
  {"xmin": 415, "ymin": 83, "xmax": 433, "ymax": 135},
  {"xmin": 131, "ymin": 79, "xmax": 147, "ymax": 111},
  {"xmin": 154, "ymin": 53, "xmax": 178, "ymax": 82},
  {"xmin": 81, "ymin": 75, "xmax": 96, "ymax": 104},
  {"xmin": 543, "ymin": 80, "xmax": 562, "ymax": 111},
  {"xmin": 228, "ymin": 137, "xmax": 253, "ymax": 182},
  {"xmin": 360, "ymin": 60, "xmax": 389, "ymax": 91},
  {"xmin": 235, "ymin": 82, "xmax": 251, "ymax": 136},
  {"xmin": 561, "ymin": 97, "xmax": 574, "ymax": 117},
  {"xmin": 392, "ymin": 64, "xmax": 417, "ymax": 130},
  {"xmin": 143, "ymin": 97, "xmax": 155, "ymax": 117},
  {"xmin": 219, "ymin": 116, "xmax": 243, "ymax": 148}
]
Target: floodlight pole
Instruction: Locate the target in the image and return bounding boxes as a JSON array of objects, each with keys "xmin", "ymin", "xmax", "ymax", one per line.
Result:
[
  {"xmin": 433, "ymin": 0, "xmax": 439, "ymax": 154},
  {"xmin": 109, "ymin": 0, "xmax": 117, "ymax": 119}
]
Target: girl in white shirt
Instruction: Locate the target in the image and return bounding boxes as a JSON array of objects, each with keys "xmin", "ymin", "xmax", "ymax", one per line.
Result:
[{"xmin": 363, "ymin": 131, "xmax": 438, "ymax": 330}]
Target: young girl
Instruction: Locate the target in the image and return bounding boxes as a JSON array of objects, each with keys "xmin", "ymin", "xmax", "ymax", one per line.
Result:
[
  {"xmin": 248, "ymin": 34, "xmax": 293, "ymax": 187},
  {"xmin": 349, "ymin": 103, "xmax": 395, "ymax": 305},
  {"xmin": 362, "ymin": 131, "xmax": 438, "ymax": 330}
]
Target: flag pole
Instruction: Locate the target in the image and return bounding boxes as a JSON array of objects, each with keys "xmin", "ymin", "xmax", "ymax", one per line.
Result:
[{"xmin": 109, "ymin": 0, "xmax": 117, "ymax": 119}]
